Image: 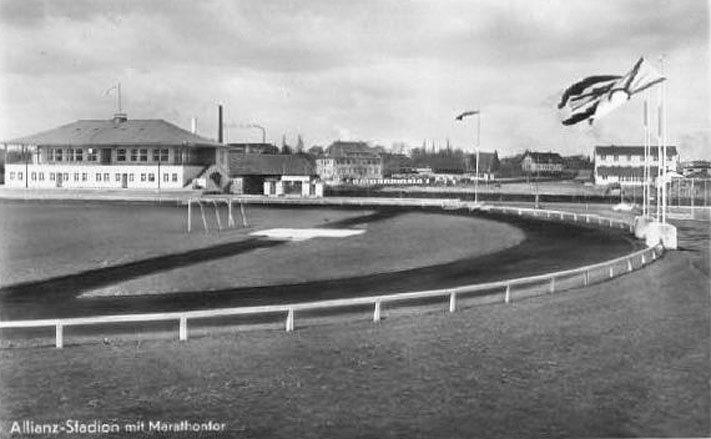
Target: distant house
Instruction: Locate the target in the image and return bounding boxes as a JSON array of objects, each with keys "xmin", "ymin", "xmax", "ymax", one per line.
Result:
[
  {"xmin": 228, "ymin": 153, "xmax": 321, "ymax": 196},
  {"xmin": 2, "ymin": 113, "xmax": 230, "ymax": 190},
  {"xmin": 227, "ymin": 143, "xmax": 279, "ymax": 155},
  {"xmin": 680, "ymin": 160, "xmax": 711, "ymax": 178},
  {"xmin": 316, "ymin": 141, "xmax": 383, "ymax": 184},
  {"xmin": 594, "ymin": 145, "xmax": 679, "ymax": 186},
  {"xmin": 521, "ymin": 151, "xmax": 564, "ymax": 175}
]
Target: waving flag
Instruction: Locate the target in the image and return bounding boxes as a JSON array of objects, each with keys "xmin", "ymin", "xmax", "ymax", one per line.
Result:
[
  {"xmin": 559, "ymin": 57, "xmax": 665, "ymax": 126},
  {"xmin": 455, "ymin": 110, "xmax": 479, "ymax": 120}
]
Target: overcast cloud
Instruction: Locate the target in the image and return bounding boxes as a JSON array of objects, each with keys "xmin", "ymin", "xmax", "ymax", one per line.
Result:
[{"xmin": 0, "ymin": 0, "xmax": 708, "ymax": 159}]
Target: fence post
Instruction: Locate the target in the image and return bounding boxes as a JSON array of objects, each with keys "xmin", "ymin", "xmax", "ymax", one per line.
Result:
[
  {"xmin": 373, "ymin": 301, "xmax": 381, "ymax": 322},
  {"xmin": 55, "ymin": 321, "xmax": 63, "ymax": 349},
  {"xmin": 179, "ymin": 315, "xmax": 188, "ymax": 341},
  {"xmin": 504, "ymin": 284, "xmax": 511, "ymax": 303},
  {"xmin": 573, "ymin": 213, "xmax": 577, "ymax": 221},
  {"xmin": 609, "ymin": 265, "xmax": 614, "ymax": 278},
  {"xmin": 627, "ymin": 258, "xmax": 633, "ymax": 272},
  {"xmin": 187, "ymin": 200, "xmax": 192, "ymax": 232},
  {"xmin": 652, "ymin": 250, "xmax": 656, "ymax": 260},
  {"xmin": 449, "ymin": 291, "xmax": 457, "ymax": 312},
  {"xmin": 586, "ymin": 215, "xmax": 590, "ymax": 223},
  {"xmin": 583, "ymin": 270, "xmax": 589, "ymax": 286},
  {"xmin": 549, "ymin": 277, "xmax": 556, "ymax": 293},
  {"xmin": 286, "ymin": 308, "xmax": 294, "ymax": 332},
  {"xmin": 641, "ymin": 253, "xmax": 646, "ymax": 264}
]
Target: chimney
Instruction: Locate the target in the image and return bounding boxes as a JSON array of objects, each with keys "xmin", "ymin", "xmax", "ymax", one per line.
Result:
[
  {"xmin": 191, "ymin": 117, "xmax": 198, "ymax": 134},
  {"xmin": 217, "ymin": 105, "xmax": 223, "ymax": 143}
]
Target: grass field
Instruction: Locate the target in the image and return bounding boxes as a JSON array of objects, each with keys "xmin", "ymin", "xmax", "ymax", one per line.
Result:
[
  {"xmin": 0, "ymin": 216, "xmax": 707, "ymax": 437},
  {"xmin": 0, "ymin": 201, "xmax": 370, "ymax": 287}
]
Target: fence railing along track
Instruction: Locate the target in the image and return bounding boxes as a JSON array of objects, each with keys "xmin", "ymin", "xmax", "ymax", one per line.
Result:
[{"xmin": 0, "ymin": 203, "xmax": 660, "ymax": 349}]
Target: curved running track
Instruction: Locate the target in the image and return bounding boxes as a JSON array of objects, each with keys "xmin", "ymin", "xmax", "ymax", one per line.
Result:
[{"xmin": 0, "ymin": 207, "xmax": 640, "ymax": 321}]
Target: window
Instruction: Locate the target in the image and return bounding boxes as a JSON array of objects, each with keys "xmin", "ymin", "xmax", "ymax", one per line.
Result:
[
  {"xmin": 63, "ymin": 173, "xmax": 69, "ymax": 181},
  {"xmin": 130, "ymin": 149, "xmax": 138, "ymax": 161},
  {"xmin": 67, "ymin": 149, "xmax": 74, "ymax": 162},
  {"xmin": 31, "ymin": 172, "xmax": 37, "ymax": 181},
  {"xmin": 148, "ymin": 173, "xmax": 155, "ymax": 182},
  {"xmin": 56, "ymin": 149, "xmax": 63, "ymax": 162},
  {"xmin": 82, "ymin": 173, "xmax": 87, "ymax": 181},
  {"xmin": 626, "ymin": 154, "xmax": 632, "ymax": 162},
  {"xmin": 9, "ymin": 172, "xmax": 15, "ymax": 180},
  {"xmin": 117, "ymin": 149, "xmax": 126, "ymax": 162},
  {"xmin": 139, "ymin": 149, "xmax": 148, "ymax": 162},
  {"xmin": 613, "ymin": 155, "xmax": 619, "ymax": 162},
  {"xmin": 39, "ymin": 172, "xmax": 44, "ymax": 181},
  {"xmin": 129, "ymin": 174, "xmax": 134, "ymax": 182},
  {"xmin": 172, "ymin": 173, "xmax": 178, "ymax": 182},
  {"xmin": 160, "ymin": 149, "xmax": 169, "ymax": 162},
  {"xmin": 141, "ymin": 173, "xmax": 146, "ymax": 182},
  {"xmin": 49, "ymin": 173, "xmax": 55, "ymax": 181},
  {"xmin": 115, "ymin": 173, "xmax": 121, "ymax": 182},
  {"xmin": 152, "ymin": 149, "xmax": 160, "ymax": 162},
  {"xmin": 163, "ymin": 173, "xmax": 169, "ymax": 182},
  {"xmin": 103, "ymin": 173, "xmax": 109, "ymax": 182},
  {"xmin": 87, "ymin": 149, "xmax": 97, "ymax": 162},
  {"xmin": 73, "ymin": 173, "xmax": 79, "ymax": 181},
  {"xmin": 75, "ymin": 149, "xmax": 83, "ymax": 162},
  {"xmin": 96, "ymin": 173, "xmax": 102, "ymax": 182}
]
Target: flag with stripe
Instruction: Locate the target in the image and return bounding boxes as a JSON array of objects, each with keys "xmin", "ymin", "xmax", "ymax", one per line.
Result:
[{"xmin": 559, "ymin": 57, "xmax": 665, "ymax": 126}]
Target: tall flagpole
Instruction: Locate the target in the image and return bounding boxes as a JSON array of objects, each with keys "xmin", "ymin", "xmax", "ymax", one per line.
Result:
[
  {"xmin": 660, "ymin": 55, "xmax": 667, "ymax": 224},
  {"xmin": 643, "ymin": 93, "xmax": 649, "ymax": 217},
  {"xmin": 476, "ymin": 112, "xmax": 481, "ymax": 204}
]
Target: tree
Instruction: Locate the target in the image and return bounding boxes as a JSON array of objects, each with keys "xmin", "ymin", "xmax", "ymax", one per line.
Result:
[{"xmin": 281, "ymin": 134, "xmax": 292, "ymax": 155}]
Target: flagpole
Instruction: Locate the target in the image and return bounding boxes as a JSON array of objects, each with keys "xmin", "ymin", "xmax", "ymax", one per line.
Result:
[
  {"xmin": 476, "ymin": 112, "xmax": 480, "ymax": 204},
  {"xmin": 660, "ymin": 55, "xmax": 667, "ymax": 224},
  {"xmin": 643, "ymin": 93, "xmax": 649, "ymax": 217}
]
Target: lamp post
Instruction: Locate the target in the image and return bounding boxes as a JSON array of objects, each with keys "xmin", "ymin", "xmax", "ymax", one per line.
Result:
[{"xmin": 455, "ymin": 110, "xmax": 481, "ymax": 203}]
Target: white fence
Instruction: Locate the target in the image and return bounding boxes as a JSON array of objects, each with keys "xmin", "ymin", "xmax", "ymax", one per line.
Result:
[{"xmin": 0, "ymin": 202, "xmax": 660, "ymax": 348}]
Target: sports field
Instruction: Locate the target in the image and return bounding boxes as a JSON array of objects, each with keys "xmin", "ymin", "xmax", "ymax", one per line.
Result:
[{"xmin": 0, "ymin": 218, "xmax": 707, "ymax": 438}]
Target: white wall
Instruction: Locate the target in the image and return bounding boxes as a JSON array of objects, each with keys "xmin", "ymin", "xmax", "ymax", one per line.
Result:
[{"xmin": 5, "ymin": 164, "xmax": 190, "ymax": 189}]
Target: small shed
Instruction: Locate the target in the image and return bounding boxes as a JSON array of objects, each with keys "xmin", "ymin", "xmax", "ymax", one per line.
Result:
[{"xmin": 228, "ymin": 153, "xmax": 322, "ymax": 196}]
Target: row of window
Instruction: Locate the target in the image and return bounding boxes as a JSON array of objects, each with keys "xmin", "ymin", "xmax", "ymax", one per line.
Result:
[
  {"xmin": 9, "ymin": 171, "xmax": 179, "ymax": 183},
  {"xmin": 47, "ymin": 148, "xmax": 97, "ymax": 162},
  {"xmin": 45, "ymin": 148, "xmax": 173, "ymax": 163}
]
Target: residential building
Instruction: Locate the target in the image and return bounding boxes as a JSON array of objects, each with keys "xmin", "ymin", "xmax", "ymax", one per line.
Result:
[
  {"xmin": 316, "ymin": 141, "xmax": 383, "ymax": 184},
  {"xmin": 2, "ymin": 113, "xmax": 230, "ymax": 190},
  {"xmin": 594, "ymin": 145, "xmax": 679, "ymax": 186},
  {"xmin": 521, "ymin": 151, "xmax": 564, "ymax": 175}
]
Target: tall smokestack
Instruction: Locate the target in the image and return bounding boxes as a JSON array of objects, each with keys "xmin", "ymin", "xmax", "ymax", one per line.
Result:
[
  {"xmin": 191, "ymin": 117, "xmax": 198, "ymax": 134},
  {"xmin": 217, "ymin": 105, "xmax": 223, "ymax": 143}
]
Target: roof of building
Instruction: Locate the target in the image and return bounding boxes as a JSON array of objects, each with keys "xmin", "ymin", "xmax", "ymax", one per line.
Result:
[
  {"xmin": 3, "ymin": 116, "xmax": 223, "ymax": 148},
  {"xmin": 326, "ymin": 141, "xmax": 377, "ymax": 157},
  {"xmin": 523, "ymin": 151, "xmax": 564, "ymax": 163},
  {"xmin": 595, "ymin": 145, "xmax": 678, "ymax": 156},
  {"xmin": 228, "ymin": 153, "xmax": 315, "ymax": 176}
]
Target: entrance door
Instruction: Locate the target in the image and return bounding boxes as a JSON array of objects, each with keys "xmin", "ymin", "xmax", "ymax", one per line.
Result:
[
  {"xmin": 56, "ymin": 173, "xmax": 63, "ymax": 188},
  {"xmin": 121, "ymin": 173, "xmax": 128, "ymax": 188}
]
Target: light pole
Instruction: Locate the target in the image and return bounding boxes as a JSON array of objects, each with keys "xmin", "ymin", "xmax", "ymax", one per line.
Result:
[{"xmin": 455, "ymin": 109, "xmax": 481, "ymax": 203}]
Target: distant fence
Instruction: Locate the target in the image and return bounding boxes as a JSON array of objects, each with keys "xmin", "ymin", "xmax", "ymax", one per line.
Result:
[{"xmin": 0, "ymin": 201, "xmax": 661, "ymax": 349}]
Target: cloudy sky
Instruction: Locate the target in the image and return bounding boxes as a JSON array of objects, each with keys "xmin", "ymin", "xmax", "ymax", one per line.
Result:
[{"xmin": 0, "ymin": 0, "xmax": 708, "ymax": 159}]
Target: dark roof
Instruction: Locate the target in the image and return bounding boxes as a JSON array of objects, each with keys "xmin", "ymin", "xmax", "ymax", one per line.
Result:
[
  {"xmin": 228, "ymin": 153, "xmax": 315, "ymax": 176},
  {"xmin": 596, "ymin": 166, "xmax": 661, "ymax": 177},
  {"xmin": 595, "ymin": 145, "xmax": 678, "ymax": 156},
  {"xmin": 326, "ymin": 141, "xmax": 377, "ymax": 157},
  {"xmin": 3, "ymin": 117, "xmax": 223, "ymax": 148},
  {"xmin": 523, "ymin": 151, "xmax": 564, "ymax": 163}
]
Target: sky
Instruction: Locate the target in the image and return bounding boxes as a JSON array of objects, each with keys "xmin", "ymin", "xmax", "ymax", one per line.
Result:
[{"xmin": 0, "ymin": 0, "xmax": 709, "ymax": 159}]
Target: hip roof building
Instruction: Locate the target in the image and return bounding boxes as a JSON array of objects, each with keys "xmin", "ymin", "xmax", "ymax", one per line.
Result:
[{"xmin": 2, "ymin": 113, "xmax": 230, "ymax": 190}]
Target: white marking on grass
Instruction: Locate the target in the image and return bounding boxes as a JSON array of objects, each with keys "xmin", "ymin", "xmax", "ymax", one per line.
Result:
[{"xmin": 250, "ymin": 228, "xmax": 366, "ymax": 241}]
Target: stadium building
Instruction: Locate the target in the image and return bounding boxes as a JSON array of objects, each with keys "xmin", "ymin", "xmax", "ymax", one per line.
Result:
[
  {"xmin": 2, "ymin": 113, "xmax": 230, "ymax": 191},
  {"xmin": 593, "ymin": 145, "xmax": 679, "ymax": 186}
]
